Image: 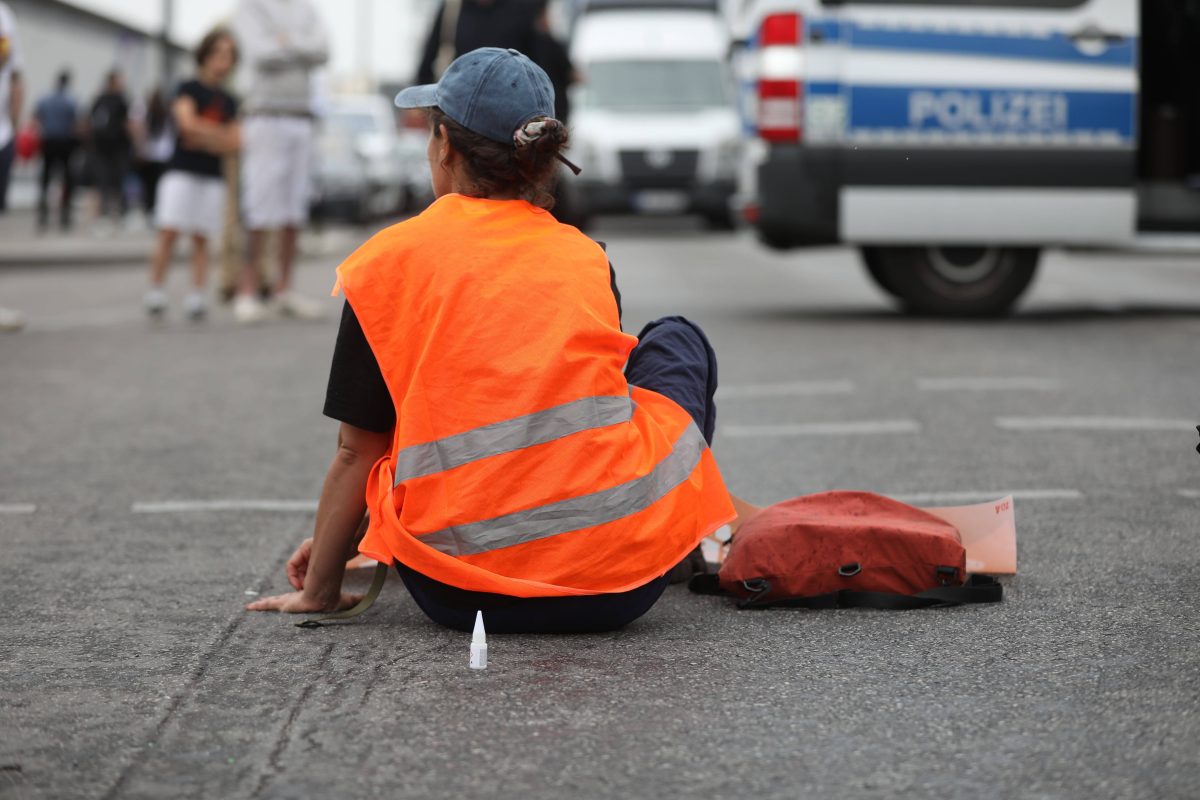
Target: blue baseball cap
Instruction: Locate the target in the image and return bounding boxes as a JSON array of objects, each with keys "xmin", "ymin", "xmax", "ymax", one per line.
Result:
[{"xmin": 395, "ymin": 47, "xmax": 556, "ymax": 145}]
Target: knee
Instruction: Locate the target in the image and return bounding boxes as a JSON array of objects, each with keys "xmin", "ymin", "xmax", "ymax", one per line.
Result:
[
  {"xmin": 638, "ymin": 315, "xmax": 706, "ymax": 342},
  {"xmin": 636, "ymin": 316, "xmax": 714, "ymax": 359}
]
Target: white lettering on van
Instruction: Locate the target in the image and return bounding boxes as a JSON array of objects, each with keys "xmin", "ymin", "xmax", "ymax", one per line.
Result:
[
  {"xmin": 909, "ymin": 90, "xmax": 937, "ymax": 128},
  {"xmin": 907, "ymin": 90, "xmax": 1070, "ymax": 133}
]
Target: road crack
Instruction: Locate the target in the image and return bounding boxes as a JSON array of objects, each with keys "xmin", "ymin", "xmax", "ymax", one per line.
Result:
[
  {"xmin": 99, "ymin": 526, "xmax": 308, "ymax": 800},
  {"xmin": 253, "ymin": 642, "xmax": 336, "ymax": 798}
]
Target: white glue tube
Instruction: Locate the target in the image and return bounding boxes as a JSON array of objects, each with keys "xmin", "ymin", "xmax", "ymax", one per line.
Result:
[{"xmin": 469, "ymin": 610, "xmax": 488, "ymax": 669}]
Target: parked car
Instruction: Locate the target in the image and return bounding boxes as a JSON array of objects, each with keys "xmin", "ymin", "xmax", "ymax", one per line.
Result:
[
  {"xmin": 395, "ymin": 109, "xmax": 435, "ymax": 213},
  {"xmin": 312, "ymin": 95, "xmax": 414, "ymax": 223},
  {"xmin": 567, "ymin": 0, "xmax": 742, "ymax": 228}
]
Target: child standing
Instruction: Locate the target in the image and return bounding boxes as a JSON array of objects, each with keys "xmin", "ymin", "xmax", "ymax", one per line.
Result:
[{"xmin": 144, "ymin": 29, "xmax": 240, "ymax": 320}]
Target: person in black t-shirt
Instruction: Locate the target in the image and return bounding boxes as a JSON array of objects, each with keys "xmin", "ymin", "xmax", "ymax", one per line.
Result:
[
  {"xmin": 415, "ymin": 0, "xmax": 540, "ymax": 85},
  {"xmin": 529, "ymin": 2, "xmax": 574, "ymax": 125},
  {"xmin": 144, "ymin": 29, "xmax": 240, "ymax": 321}
]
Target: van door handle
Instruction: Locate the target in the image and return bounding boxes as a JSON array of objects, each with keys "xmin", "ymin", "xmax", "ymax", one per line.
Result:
[{"xmin": 1068, "ymin": 24, "xmax": 1126, "ymax": 46}]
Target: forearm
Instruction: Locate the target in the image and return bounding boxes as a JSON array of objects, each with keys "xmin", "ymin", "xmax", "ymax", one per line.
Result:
[
  {"xmin": 301, "ymin": 448, "xmax": 377, "ymax": 605},
  {"xmin": 290, "ymin": 25, "xmax": 329, "ymax": 67},
  {"xmin": 236, "ymin": 6, "xmax": 290, "ymax": 70},
  {"xmin": 181, "ymin": 121, "xmax": 239, "ymax": 154}
]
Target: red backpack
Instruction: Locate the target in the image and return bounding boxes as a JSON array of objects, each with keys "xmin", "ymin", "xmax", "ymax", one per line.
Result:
[{"xmin": 690, "ymin": 491, "xmax": 1002, "ymax": 609}]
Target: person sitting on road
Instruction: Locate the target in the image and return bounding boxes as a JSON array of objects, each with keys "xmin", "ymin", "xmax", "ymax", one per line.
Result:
[
  {"xmin": 247, "ymin": 48, "xmax": 761, "ymax": 633},
  {"xmin": 143, "ymin": 28, "xmax": 240, "ymax": 321}
]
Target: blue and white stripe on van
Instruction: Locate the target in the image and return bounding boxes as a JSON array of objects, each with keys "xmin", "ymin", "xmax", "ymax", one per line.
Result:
[
  {"xmin": 800, "ymin": 18, "xmax": 1136, "ymax": 147},
  {"xmin": 738, "ymin": 0, "xmax": 1140, "ymax": 248}
]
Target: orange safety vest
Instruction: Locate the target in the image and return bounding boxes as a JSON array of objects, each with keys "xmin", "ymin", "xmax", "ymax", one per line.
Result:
[{"xmin": 336, "ymin": 194, "xmax": 735, "ymax": 597}]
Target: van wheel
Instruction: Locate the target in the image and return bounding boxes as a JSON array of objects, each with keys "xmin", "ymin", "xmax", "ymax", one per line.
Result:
[
  {"xmin": 872, "ymin": 246, "xmax": 1039, "ymax": 317},
  {"xmin": 860, "ymin": 247, "xmax": 900, "ymax": 298}
]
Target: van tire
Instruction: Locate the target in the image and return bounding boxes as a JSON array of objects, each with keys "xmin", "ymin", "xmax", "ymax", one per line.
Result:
[
  {"xmin": 860, "ymin": 247, "xmax": 901, "ymax": 298},
  {"xmin": 872, "ymin": 246, "xmax": 1039, "ymax": 317}
]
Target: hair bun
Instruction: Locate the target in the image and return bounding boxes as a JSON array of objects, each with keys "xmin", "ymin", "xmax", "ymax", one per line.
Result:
[{"xmin": 514, "ymin": 117, "xmax": 565, "ymax": 149}]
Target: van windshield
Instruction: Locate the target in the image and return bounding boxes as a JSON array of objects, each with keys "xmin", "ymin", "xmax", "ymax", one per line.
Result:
[{"xmin": 580, "ymin": 60, "xmax": 729, "ymax": 112}]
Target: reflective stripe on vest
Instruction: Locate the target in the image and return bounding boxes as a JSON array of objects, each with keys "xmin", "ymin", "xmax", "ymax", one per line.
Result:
[
  {"xmin": 393, "ymin": 394, "xmax": 634, "ymax": 486},
  {"xmin": 416, "ymin": 421, "xmax": 708, "ymax": 557}
]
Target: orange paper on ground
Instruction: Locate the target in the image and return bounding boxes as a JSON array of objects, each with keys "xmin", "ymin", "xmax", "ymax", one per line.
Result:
[{"xmin": 919, "ymin": 495, "xmax": 1018, "ymax": 575}]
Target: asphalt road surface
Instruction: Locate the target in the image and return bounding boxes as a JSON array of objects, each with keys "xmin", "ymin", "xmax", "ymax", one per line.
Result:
[{"xmin": 2, "ymin": 217, "xmax": 1198, "ymax": 799}]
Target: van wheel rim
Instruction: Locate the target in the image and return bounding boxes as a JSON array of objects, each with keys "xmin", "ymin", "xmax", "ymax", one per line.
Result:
[{"xmin": 926, "ymin": 247, "xmax": 1000, "ymax": 284}]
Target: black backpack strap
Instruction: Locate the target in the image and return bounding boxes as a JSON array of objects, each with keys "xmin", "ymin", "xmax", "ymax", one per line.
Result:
[
  {"xmin": 687, "ymin": 572, "xmax": 724, "ymax": 595},
  {"xmin": 912, "ymin": 574, "xmax": 1003, "ymax": 605},
  {"xmin": 737, "ymin": 575, "xmax": 1002, "ymax": 610}
]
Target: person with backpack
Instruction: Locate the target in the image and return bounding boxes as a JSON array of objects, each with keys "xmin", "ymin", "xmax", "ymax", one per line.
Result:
[
  {"xmin": 88, "ymin": 69, "xmax": 132, "ymax": 233},
  {"xmin": 144, "ymin": 29, "xmax": 240, "ymax": 321},
  {"xmin": 247, "ymin": 48, "xmax": 761, "ymax": 632}
]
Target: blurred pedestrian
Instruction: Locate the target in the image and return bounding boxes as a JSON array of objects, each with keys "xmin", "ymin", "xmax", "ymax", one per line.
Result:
[
  {"xmin": 527, "ymin": 0, "xmax": 583, "ymax": 226},
  {"xmin": 232, "ymin": 0, "xmax": 329, "ymax": 324},
  {"xmin": 132, "ymin": 87, "xmax": 173, "ymax": 224},
  {"xmin": 33, "ymin": 69, "xmax": 79, "ymax": 232},
  {"xmin": 0, "ymin": 0, "xmax": 25, "ymax": 333},
  {"xmin": 87, "ymin": 69, "xmax": 132, "ymax": 234},
  {"xmin": 529, "ymin": 2, "xmax": 574, "ymax": 124},
  {"xmin": 418, "ymin": 1, "xmax": 580, "ymax": 225},
  {"xmin": 0, "ymin": 0, "xmax": 25, "ymax": 215},
  {"xmin": 144, "ymin": 29, "xmax": 240, "ymax": 321},
  {"xmin": 415, "ymin": 0, "xmax": 540, "ymax": 85}
]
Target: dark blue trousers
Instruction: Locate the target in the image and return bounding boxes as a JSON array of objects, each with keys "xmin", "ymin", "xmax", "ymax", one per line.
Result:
[{"xmin": 397, "ymin": 316, "xmax": 719, "ymax": 633}]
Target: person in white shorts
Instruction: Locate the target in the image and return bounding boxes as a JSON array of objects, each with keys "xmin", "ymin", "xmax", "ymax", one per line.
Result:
[
  {"xmin": 233, "ymin": 0, "xmax": 330, "ymax": 324},
  {"xmin": 145, "ymin": 29, "xmax": 241, "ymax": 320},
  {"xmin": 0, "ymin": 0, "xmax": 26, "ymax": 332}
]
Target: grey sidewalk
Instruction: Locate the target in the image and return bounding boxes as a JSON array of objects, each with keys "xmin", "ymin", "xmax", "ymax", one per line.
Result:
[
  {"xmin": 0, "ymin": 208, "xmax": 383, "ymax": 268},
  {"xmin": 0, "ymin": 209, "xmax": 156, "ymax": 266}
]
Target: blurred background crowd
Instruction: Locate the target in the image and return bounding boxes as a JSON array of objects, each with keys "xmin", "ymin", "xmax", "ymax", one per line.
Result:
[
  {"xmin": 0, "ymin": 0, "xmax": 1196, "ymax": 330},
  {"xmin": 0, "ymin": 0, "xmax": 604, "ymax": 328}
]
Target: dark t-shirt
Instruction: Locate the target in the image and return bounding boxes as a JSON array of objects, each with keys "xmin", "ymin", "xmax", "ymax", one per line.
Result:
[
  {"xmin": 416, "ymin": 0, "xmax": 540, "ymax": 85},
  {"xmin": 529, "ymin": 31, "xmax": 573, "ymax": 123},
  {"xmin": 90, "ymin": 91, "xmax": 130, "ymax": 153},
  {"xmin": 168, "ymin": 80, "xmax": 238, "ymax": 178},
  {"xmin": 324, "ymin": 261, "xmax": 624, "ymax": 433}
]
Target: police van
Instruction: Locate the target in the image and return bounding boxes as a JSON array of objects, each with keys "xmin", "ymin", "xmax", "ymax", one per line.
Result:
[{"xmin": 732, "ymin": 0, "xmax": 1197, "ymax": 315}]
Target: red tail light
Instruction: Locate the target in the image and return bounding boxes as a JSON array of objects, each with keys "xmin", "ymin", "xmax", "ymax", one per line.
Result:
[
  {"xmin": 761, "ymin": 12, "xmax": 801, "ymax": 47},
  {"xmin": 757, "ymin": 12, "xmax": 804, "ymax": 143}
]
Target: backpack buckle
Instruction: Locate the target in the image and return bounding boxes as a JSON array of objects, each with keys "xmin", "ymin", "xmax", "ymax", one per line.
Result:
[{"xmin": 935, "ymin": 566, "xmax": 959, "ymax": 585}]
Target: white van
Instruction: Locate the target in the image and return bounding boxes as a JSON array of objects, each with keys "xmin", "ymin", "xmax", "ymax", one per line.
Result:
[
  {"xmin": 568, "ymin": 0, "xmax": 743, "ymax": 227},
  {"xmin": 732, "ymin": 0, "xmax": 1197, "ymax": 315}
]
